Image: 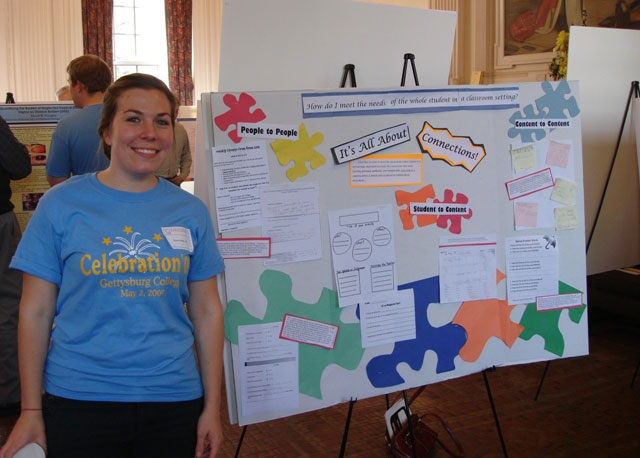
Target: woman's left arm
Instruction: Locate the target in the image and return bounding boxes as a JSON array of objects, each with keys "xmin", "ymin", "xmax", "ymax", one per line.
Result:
[{"xmin": 187, "ymin": 276, "xmax": 225, "ymax": 458}]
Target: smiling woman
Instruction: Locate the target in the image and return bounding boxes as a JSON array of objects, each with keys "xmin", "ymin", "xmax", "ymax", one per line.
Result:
[{"xmin": 0, "ymin": 74, "xmax": 226, "ymax": 458}]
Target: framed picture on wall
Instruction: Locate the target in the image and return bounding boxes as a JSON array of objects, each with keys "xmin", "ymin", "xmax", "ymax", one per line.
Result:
[
  {"xmin": 496, "ymin": 0, "xmax": 639, "ymax": 68},
  {"xmin": 495, "ymin": 0, "xmax": 582, "ymax": 67}
]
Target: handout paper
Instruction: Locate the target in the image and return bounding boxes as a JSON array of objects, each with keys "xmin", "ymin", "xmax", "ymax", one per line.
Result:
[
  {"xmin": 505, "ymin": 168, "xmax": 554, "ymax": 200},
  {"xmin": 438, "ymin": 235, "xmax": 497, "ymax": 303},
  {"xmin": 212, "ymin": 141, "xmax": 270, "ymax": 232},
  {"xmin": 260, "ymin": 182, "xmax": 322, "ymax": 266},
  {"xmin": 217, "ymin": 237, "xmax": 271, "ymax": 259},
  {"xmin": 280, "ymin": 314, "xmax": 339, "ymax": 349},
  {"xmin": 238, "ymin": 322, "xmax": 299, "ymax": 418},
  {"xmin": 360, "ymin": 289, "xmax": 416, "ymax": 348},
  {"xmin": 510, "ymin": 139, "xmax": 577, "ymax": 230},
  {"xmin": 350, "ymin": 154, "xmax": 423, "ymax": 187},
  {"xmin": 505, "ymin": 235, "xmax": 559, "ymax": 305},
  {"xmin": 550, "ymin": 178, "xmax": 577, "ymax": 205},
  {"xmin": 328, "ymin": 204, "xmax": 396, "ymax": 307},
  {"xmin": 536, "ymin": 293, "xmax": 582, "ymax": 311}
]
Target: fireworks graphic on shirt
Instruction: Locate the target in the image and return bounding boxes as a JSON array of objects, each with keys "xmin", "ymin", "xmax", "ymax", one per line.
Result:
[{"xmin": 108, "ymin": 226, "xmax": 161, "ymax": 260}]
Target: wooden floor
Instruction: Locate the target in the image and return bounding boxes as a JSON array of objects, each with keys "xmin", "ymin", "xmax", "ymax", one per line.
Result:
[{"xmin": 2, "ymin": 307, "xmax": 639, "ymax": 457}]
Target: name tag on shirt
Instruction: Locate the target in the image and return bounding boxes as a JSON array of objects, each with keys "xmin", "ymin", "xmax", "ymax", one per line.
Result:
[{"xmin": 162, "ymin": 227, "xmax": 194, "ymax": 252}]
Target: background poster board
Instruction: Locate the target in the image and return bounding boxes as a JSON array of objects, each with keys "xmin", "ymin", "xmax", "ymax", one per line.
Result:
[
  {"xmin": 567, "ymin": 26, "xmax": 640, "ymax": 274},
  {"xmin": 1, "ymin": 103, "xmax": 75, "ymax": 230},
  {"xmin": 203, "ymin": 81, "xmax": 589, "ymax": 426}
]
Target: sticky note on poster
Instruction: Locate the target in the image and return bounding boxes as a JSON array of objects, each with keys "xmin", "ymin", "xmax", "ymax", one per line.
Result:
[
  {"xmin": 514, "ymin": 202, "xmax": 538, "ymax": 227},
  {"xmin": 545, "ymin": 140, "xmax": 571, "ymax": 168},
  {"xmin": 554, "ymin": 205, "xmax": 579, "ymax": 231},
  {"xmin": 331, "ymin": 123, "xmax": 410, "ymax": 164},
  {"xmin": 416, "ymin": 122, "xmax": 486, "ymax": 172},
  {"xmin": 550, "ymin": 178, "xmax": 577, "ymax": 205},
  {"xmin": 510, "ymin": 144, "xmax": 536, "ymax": 173}
]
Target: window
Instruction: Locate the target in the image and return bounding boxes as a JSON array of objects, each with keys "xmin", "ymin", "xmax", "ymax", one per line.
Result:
[{"xmin": 113, "ymin": 0, "xmax": 169, "ymax": 85}]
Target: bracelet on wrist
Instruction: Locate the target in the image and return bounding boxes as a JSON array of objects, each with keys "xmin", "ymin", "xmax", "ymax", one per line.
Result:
[{"xmin": 21, "ymin": 408, "xmax": 42, "ymax": 411}]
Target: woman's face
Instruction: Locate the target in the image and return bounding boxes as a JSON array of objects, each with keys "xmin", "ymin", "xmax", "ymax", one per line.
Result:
[{"xmin": 103, "ymin": 88, "xmax": 173, "ymax": 180}]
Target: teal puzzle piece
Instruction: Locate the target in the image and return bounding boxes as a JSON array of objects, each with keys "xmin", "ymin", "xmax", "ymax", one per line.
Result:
[{"xmin": 224, "ymin": 270, "xmax": 365, "ymax": 400}]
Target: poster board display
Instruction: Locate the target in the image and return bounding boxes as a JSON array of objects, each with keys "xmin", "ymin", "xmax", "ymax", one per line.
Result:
[
  {"xmin": 567, "ymin": 26, "xmax": 640, "ymax": 274},
  {"xmin": 1, "ymin": 103, "xmax": 75, "ymax": 230},
  {"xmin": 203, "ymin": 81, "xmax": 589, "ymax": 426}
]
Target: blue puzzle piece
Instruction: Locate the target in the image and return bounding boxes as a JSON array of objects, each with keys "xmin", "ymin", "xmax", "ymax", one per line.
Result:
[
  {"xmin": 366, "ymin": 275, "xmax": 467, "ymax": 388},
  {"xmin": 508, "ymin": 81, "xmax": 581, "ymax": 143},
  {"xmin": 535, "ymin": 80, "xmax": 580, "ymax": 119},
  {"xmin": 508, "ymin": 104, "xmax": 546, "ymax": 143}
]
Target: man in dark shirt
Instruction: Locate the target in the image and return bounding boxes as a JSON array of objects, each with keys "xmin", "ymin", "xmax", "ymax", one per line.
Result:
[{"xmin": 0, "ymin": 115, "xmax": 31, "ymax": 416}]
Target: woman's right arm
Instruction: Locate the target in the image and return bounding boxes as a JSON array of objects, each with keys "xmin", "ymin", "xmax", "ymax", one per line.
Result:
[{"xmin": 0, "ymin": 274, "xmax": 57, "ymax": 458}]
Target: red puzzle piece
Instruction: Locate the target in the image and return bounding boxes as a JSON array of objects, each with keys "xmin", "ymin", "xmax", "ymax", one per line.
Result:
[
  {"xmin": 433, "ymin": 189, "xmax": 472, "ymax": 234},
  {"xmin": 214, "ymin": 93, "xmax": 266, "ymax": 143}
]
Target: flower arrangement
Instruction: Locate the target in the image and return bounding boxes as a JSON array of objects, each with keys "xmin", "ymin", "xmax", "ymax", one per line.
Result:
[{"xmin": 549, "ymin": 30, "xmax": 569, "ymax": 80}]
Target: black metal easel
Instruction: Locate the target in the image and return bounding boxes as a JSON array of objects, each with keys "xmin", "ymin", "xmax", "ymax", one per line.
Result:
[
  {"xmin": 483, "ymin": 367, "xmax": 509, "ymax": 458},
  {"xmin": 400, "ymin": 53, "xmax": 419, "ymax": 87},
  {"xmin": 340, "ymin": 64, "xmax": 357, "ymax": 88},
  {"xmin": 533, "ymin": 80, "xmax": 640, "ymax": 401}
]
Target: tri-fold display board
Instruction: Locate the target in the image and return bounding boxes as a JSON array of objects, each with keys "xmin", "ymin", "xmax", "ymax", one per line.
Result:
[{"xmin": 201, "ymin": 81, "xmax": 588, "ymax": 426}]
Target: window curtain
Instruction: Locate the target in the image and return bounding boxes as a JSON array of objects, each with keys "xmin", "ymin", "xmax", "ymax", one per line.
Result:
[
  {"xmin": 165, "ymin": 0, "xmax": 194, "ymax": 106},
  {"xmin": 81, "ymin": 0, "xmax": 113, "ymax": 73}
]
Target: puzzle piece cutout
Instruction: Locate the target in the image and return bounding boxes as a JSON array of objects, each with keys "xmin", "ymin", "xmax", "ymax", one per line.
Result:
[
  {"xmin": 395, "ymin": 184, "xmax": 437, "ymax": 230},
  {"xmin": 518, "ymin": 281, "xmax": 586, "ymax": 356},
  {"xmin": 214, "ymin": 93, "xmax": 266, "ymax": 143},
  {"xmin": 224, "ymin": 269, "xmax": 364, "ymax": 400},
  {"xmin": 535, "ymin": 80, "xmax": 580, "ymax": 119},
  {"xmin": 433, "ymin": 189, "xmax": 473, "ymax": 234},
  {"xmin": 452, "ymin": 270, "xmax": 524, "ymax": 362},
  {"xmin": 366, "ymin": 275, "xmax": 467, "ymax": 388},
  {"xmin": 508, "ymin": 80, "xmax": 580, "ymax": 143},
  {"xmin": 508, "ymin": 104, "xmax": 547, "ymax": 143},
  {"xmin": 270, "ymin": 123, "xmax": 326, "ymax": 181}
]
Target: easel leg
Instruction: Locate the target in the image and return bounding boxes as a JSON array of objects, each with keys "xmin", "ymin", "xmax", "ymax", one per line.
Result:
[
  {"xmin": 234, "ymin": 425, "xmax": 248, "ymax": 458},
  {"xmin": 483, "ymin": 368, "xmax": 509, "ymax": 458},
  {"xmin": 339, "ymin": 398, "xmax": 356, "ymax": 457},
  {"xmin": 402, "ymin": 389, "xmax": 418, "ymax": 458},
  {"xmin": 534, "ymin": 361, "xmax": 551, "ymax": 401}
]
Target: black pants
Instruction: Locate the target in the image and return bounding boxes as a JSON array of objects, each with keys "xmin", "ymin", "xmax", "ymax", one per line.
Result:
[{"xmin": 43, "ymin": 393, "xmax": 203, "ymax": 458}]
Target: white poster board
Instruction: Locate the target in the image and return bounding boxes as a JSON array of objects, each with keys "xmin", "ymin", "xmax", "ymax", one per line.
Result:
[
  {"xmin": 567, "ymin": 26, "xmax": 640, "ymax": 274},
  {"xmin": 203, "ymin": 81, "xmax": 589, "ymax": 426},
  {"xmin": 218, "ymin": 0, "xmax": 456, "ymax": 92},
  {"xmin": 194, "ymin": 0, "xmax": 457, "ymax": 211}
]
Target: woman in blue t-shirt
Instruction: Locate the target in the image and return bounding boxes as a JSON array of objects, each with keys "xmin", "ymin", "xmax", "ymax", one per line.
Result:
[{"xmin": 0, "ymin": 74, "xmax": 225, "ymax": 458}]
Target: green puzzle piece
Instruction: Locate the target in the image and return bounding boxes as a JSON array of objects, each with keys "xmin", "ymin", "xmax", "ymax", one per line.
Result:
[
  {"xmin": 224, "ymin": 269, "xmax": 365, "ymax": 399},
  {"xmin": 518, "ymin": 281, "xmax": 587, "ymax": 356}
]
